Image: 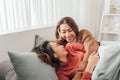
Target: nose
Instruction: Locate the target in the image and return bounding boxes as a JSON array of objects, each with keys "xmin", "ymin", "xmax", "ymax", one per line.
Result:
[{"xmin": 65, "ymin": 32, "xmax": 70, "ymax": 38}]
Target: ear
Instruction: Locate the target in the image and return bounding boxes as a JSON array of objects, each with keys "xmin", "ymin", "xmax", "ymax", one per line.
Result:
[
  {"xmin": 77, "ymin": 34, "xmax": 82, "ymax": 43},
  {"xmin": 53, "ymin": 53, "xmax": 58, "ymax": 58}
]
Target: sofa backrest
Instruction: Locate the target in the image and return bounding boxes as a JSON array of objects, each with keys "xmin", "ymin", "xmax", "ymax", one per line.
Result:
[{"xmin": 0, "ymin": 26, "xmax": 56, "ymax": 62}]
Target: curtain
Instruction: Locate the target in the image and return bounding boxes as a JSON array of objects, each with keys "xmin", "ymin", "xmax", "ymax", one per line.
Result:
[{"xmin": 0, "ymin": 0, "xmax": 103, "ymax": 39}]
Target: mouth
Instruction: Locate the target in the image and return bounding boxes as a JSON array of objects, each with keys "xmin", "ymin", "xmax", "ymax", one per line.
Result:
[{"xmin": 67, "ymin": 38, "xmax": 72, "ymax": 42}]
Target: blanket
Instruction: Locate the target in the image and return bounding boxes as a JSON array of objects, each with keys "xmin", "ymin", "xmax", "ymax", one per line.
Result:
[{"xmin": 92, "ymin": 41, "xmax": 120, "ymax": 80}]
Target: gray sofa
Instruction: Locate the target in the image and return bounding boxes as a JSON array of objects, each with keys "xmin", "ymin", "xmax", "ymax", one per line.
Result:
[
  {"xmin": 0, "ymin": 35, "xmax": 58, "ymax": 80},
  {"xmin": 0, "ymin": 60, "xmax": 17, "ymax": 80},
  {"xmin": 0, "ymin": 26, "xmax": 57, "ymax": 80},
  {"xmin": 0, "ymin": 51, "xmax": 58, "ymax": 80}
]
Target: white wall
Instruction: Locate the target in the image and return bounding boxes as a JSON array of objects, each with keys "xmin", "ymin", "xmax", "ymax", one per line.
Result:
[
  {"xmin": 74, "ymin": 0, "xmax": 104, "ymax": 39},
  {"xmin": 0, "ymin": 26, "xmax": 56, "ymax": 62},
  {"xmin": 96, "ymin": 0, "xmax": 104, "ymax": 39}
]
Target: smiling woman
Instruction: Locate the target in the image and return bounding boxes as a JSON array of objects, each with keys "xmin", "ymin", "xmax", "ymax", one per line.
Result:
[{"xmin": 32, "ymin": 40, "xmax": 99, "ymax": 80}]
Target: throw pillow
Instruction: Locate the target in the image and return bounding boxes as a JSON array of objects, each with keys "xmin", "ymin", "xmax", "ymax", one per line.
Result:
[
  {"xmin": 34, "ymin": 35, "xmax": 47, "ymax": 47},
  {"xmin": 8, "ymin": 51, "xmax": 58, "ymax": 80}
]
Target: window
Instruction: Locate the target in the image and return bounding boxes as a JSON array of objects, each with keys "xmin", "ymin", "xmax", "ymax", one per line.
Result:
[
  {"xmin": 0, "ymin": 0, "xmax": 78, "ymax": 35},
  {"xmin": 0, "ymin": 0, "xmax": 99, "ymax": 38}
]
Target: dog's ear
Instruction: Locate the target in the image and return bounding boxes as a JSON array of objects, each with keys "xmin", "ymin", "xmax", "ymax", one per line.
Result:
[
  {"xmin": 77, "ymin": 34, "xmax": 82, "ymax": 43},
  {"xmin": 77, "ymin": 29, "xmax": 86, "ymax": 44},
  {"xmin": 78, "ymin": 29, "xmax": 93, "ymax": 44}
]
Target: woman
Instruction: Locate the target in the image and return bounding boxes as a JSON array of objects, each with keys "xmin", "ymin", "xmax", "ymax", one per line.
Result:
[
  {"xmin": 32, "ymin": 40, "xmax": 99, "ymax": 80},
  {"xmin": 55, "ymin": 17, "xmax": 99, "ymax": 79},
  {"xmin": 55, "ymin": 16, "xmax": 79, "ymax": 46},
  {"xmin": 55, "ymin": 16, "xmax": 98, "ymax": 53}
]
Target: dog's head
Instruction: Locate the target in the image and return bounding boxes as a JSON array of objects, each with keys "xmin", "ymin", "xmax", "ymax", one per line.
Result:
[
  {"xmin": 77, "ymin": 29, "xmax": 93, "ymax": 44},
  {"xmin": 78, "ymin": 29, "xmax": 100, "ymax": 53}
]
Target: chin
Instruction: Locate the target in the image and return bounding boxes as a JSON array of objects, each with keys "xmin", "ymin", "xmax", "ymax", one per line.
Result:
[{"xmin": 67, "ymin": 40, "xmax": 73, "ymax": 43}]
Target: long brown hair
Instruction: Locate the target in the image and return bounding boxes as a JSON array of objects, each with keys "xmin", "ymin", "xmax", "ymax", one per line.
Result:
[{"xmin": 32, "ymin": 41, "xmax": 60, "ymax": 68}]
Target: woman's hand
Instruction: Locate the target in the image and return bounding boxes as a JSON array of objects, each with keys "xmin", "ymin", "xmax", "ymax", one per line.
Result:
[
  {"xmin": 82, "ymin": 38, "xmax": 99, "ymax": 62},
  {"xmin": 77, "ymin": 61, "xmax": 88, "ymax": 72},
  {"xmin": 85, "ymin": 51, "xmax": 100, "ymax": 73}
]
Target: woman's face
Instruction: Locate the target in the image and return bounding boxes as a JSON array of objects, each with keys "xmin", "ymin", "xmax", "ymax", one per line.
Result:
[
  {"xmin": 58, "ymin": 24, "xmax": 76, "ymax": 42},
  {"xmin": 49, "ymin": 42, "xmax": 68, "ymax": 61}
]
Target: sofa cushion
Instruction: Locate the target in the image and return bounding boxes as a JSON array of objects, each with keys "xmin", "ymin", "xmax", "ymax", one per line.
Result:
[{"xmin": 8, "ymin": 51, "xmax": 58, "ymax": 80}]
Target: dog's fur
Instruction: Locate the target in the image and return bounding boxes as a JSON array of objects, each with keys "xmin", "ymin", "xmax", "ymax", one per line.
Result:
[{"xmin": 77, "ymin": 29, "xmax": 93, "ymax": 44}]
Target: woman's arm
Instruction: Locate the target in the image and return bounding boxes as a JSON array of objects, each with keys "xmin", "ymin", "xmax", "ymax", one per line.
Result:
[
  {"xmin": 72, "ymin": 51, "xmax": 99, "ymax": 80},
  {"xmin": 81, "ymin": 51, "xmax": 99, "ymax": 80}
]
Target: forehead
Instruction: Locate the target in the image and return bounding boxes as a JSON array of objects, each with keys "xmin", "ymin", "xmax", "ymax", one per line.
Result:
[{"xmin": 59, "ymin": 24, "xmax": 72, "ymax": 31}]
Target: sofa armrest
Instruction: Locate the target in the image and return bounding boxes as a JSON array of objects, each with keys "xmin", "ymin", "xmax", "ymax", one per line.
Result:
[{"xmin": 0, "ymin": 60, "xmax": 17, "ymax": 80}]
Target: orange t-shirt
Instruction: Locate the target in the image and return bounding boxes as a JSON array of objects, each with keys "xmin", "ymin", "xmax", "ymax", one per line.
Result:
[{"xmin": 56, "ymin": 43, "xmax": 92, "ymax": 80}]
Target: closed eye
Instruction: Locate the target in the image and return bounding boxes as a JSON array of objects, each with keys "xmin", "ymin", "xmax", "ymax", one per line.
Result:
[
  {"xmin": 68, "ymin": 29, "xmax": 73, "ymax": 32},
  {"xmin": 62, "ymin": 31, "xmax": 66, "ymax": 34},
  {"xmin": 56, "ymin": 43, "xmax": 60, "ymax": 47}
]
